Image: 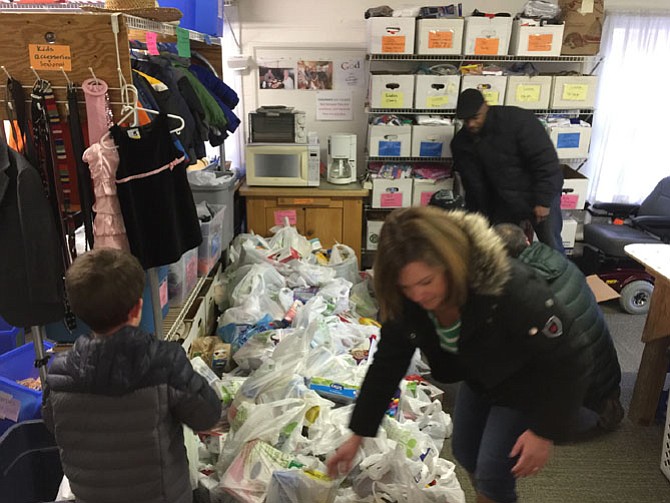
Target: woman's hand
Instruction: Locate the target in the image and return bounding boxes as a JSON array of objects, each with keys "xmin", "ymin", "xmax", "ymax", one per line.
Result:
[
  {"xmin": 326, "ymin": 434, "xmax": 364, "ymax": 478},
  {"xmin": 509, "ymin": 429, "xmax": 553, "ymax": 478}
]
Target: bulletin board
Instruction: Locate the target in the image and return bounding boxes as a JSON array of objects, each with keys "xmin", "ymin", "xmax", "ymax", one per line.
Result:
[{"xmin": 251, "ymin": 46, "xmax": 368, "ymax": 176}]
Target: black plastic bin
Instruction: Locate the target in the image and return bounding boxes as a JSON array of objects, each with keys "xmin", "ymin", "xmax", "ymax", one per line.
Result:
[{"xmin": 0, "ymin": 419, "xmax": 63, "ymax": 503}]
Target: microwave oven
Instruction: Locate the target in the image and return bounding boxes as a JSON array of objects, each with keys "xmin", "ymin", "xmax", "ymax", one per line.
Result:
[
  {"xmin": 249, "ymin": 106, "xmax": 307, "ymax": 143},
  {"xmin": 245, "ymin": 143, "xmax": 320, "ymax": 187}
]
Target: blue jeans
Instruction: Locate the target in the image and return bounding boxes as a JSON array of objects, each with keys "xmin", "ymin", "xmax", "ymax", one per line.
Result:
[
  {"xmin": 451, "ymin": 382, "xmax": 529, "ymax": 503},
  {"xmin": 531, "ymin": 195, "xmax": 564, "ymax": 253}
]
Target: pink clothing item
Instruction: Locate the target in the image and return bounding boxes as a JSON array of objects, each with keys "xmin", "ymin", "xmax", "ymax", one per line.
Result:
[
  {"xmin": 83, "ymin": 137, "xmax": 130, "ymax": 252},
  {"xmin": 82, "ymin": 78, "xmax": 113, "ymax": 146}
]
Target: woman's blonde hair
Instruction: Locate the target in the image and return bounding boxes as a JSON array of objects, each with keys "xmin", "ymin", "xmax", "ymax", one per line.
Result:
[{"xmin": 373, "ymin": 206, "xmax": 471, "ymax": 322}]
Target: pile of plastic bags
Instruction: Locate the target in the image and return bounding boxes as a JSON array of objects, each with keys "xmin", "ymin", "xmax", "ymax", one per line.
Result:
[{"xmin": 191, "ymin": 224, "xmax": 465, "ymax": 503}]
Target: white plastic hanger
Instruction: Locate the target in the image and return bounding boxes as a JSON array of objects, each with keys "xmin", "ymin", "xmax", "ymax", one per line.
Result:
[{"xmin": 115, "ymin": 83, "xmax": 185, "ymax": 134}]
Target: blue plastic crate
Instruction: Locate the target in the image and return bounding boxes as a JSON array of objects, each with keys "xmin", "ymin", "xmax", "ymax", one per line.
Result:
[
  {"xmin": 0, "ymin": 341, "xmax": 54, "ymax": 435},
  {"xmin": 160, "ymin": 0, "xmax": 196, "ymax": 31},
  {"xmin": 0, "ymin": 316, "xmax": 21, "ymax": 355}
]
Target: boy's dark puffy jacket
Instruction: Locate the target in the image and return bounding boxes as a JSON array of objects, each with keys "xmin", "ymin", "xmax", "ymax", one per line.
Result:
[{"xmin": 43, "ymin": 326, "xmax": 222, "ymax": 503}]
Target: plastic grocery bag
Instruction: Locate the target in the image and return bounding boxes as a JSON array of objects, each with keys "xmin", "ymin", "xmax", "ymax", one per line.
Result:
[
  {"xmin": 328, "ymin": 244, "xmax": 361, "ymax": 285},
  {"xmin": 269, "ymin": 224, "xmax": 313, "ymax": 258},
  {"xmin": 266, "ymin": 469, "xmax": 338, "ymax": 503},
  {"xmin": 285, "ymin": 260, "xmax": 337, "ymax": 288},
  {"xmin": 423, "ymin": 458, "xmax": 466, "ymax": 503},
  {"xmin": 350, "ymin": 279, "xmax": 379, "ymax": 319},
  {"xmin": 220, "ymin": 440, "xmax": 303, "ymax": 503}
]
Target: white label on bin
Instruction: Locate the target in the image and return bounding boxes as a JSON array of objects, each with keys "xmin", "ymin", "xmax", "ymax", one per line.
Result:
[{"xmin": 0, "ymin": 392, "xmax": 20, "ymax": 422}]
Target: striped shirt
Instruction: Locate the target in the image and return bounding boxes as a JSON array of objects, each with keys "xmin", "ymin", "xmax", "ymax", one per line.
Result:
[{"xmin": 427, "ymin": 312, "xmax": 461, "ymax": 354}]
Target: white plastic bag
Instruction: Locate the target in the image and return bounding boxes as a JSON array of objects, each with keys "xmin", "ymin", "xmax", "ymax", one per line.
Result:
[
  {"xmin": 269, "ymin": 224, "xmax": 313, "ymax": 258},
  {"xmin": 266, "ymin": 469, "xmax": 338, "ymax": 503},
  {"xmin": 328, "ymin": 244, "xmax": 361, "ymax": 285}
]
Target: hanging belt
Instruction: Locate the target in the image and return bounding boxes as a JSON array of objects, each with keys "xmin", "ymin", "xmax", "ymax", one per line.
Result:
[{"xmin": 67, "ymin": 83, "xmax": 95, "ymax": 250}]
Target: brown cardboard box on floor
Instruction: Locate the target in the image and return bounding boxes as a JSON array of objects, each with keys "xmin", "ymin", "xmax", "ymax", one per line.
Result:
[
  {"xmin": 559, "ymin": 0, "xmax": 605, "ymax": 55},
  {"xmin": 586, "ymin": 274, "xmax": 620, "ymax": 303}
]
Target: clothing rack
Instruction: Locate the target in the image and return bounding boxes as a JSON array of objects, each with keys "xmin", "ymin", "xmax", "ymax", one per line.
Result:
[{"xmin": 0, "ymin": 11, "xmax": 226, "ymax": 385}]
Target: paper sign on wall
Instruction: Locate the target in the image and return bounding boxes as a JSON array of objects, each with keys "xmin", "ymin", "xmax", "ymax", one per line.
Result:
[
  {"xmin": 482, "ymin": 90, "xmax": 500, "ymax": 105},
  {"xmin": 146, "ymin": 32, "xmax": 160, "ymax": 56},
  {"xmin": 316, "ymin": 91, "xmax": 353, "ymax": 121},
  {"xmin": 528, "ymin": 34, "xmax": 553, "ymax": 52},
  {"xmin": 428, "ymin": 30, "xmax": 454, "ymax": 49},
  {"xmin": 516, "ymin": 84, "xmax": 541, "ymax": 102},
  {"xmin": 562, "ymin": 84, "xmax": 588, "ymax": 101},
  {"xmin": 426, "ymin": 95, "xmax": 451, "ymax": 108},
  {"xmin": 176, "ymin": 27, "xmax": 191, "ymax": 58},
  {"xmin": 274, "ymin": 209, "xmax": 297, "ymax": 226},
  {"xmin": 382, "ymin": 92, "xmax": 404, "ymax": 108},
  {"xmin": 28, "ymin": 44, "xmax": 72, "ymax": 71},
  {"xmin": 474, "ymin": 37, "xmax": 499, "ymax": 55},
  {"xmin": 381, "ymin": 36, "xmax": 406, "ymax": 53}
]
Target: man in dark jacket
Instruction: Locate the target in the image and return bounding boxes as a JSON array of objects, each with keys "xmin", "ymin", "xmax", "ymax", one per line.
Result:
[
  {"xmin": 43, "ymin": 248, "xmax": 222, "ymax": 503},
  {"xmin": 494, "ymin": 223, "xmax": 624, "ymax": 433},
  {"xmin": 451, "ymin": 88, "xmax": 565, "ymax": 252}
]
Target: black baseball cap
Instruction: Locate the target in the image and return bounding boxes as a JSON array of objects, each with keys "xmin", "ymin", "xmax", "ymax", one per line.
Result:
[{"xmin": 456, "ymin": 89, "xmax": 485, "ymax": 119}]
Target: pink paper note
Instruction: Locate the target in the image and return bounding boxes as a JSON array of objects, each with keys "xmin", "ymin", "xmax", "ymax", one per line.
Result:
[
  {"xmin": 420, "ymin": 191, "xmax": 434, "ymax": 206},
  {"xmin": 159, "ymin": 278, "xmax": 168, "ymax": 308},
  {"xmin": 274, "ymin": 209, "xmax": 297, "ymax": 226},
  {"xmin": 381, "ymin": 193, "xmax": 403, "ymax": 207},
  {"xmin": 146, "ymin": 32, "xmax": 160, "ymax": 56},
  {"xmin": 561, "ymin": 194, "xmax": 579, "ymax": 209}
]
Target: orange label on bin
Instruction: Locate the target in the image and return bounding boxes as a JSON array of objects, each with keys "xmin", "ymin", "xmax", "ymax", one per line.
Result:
[
  {"xmin": 528, "ymin": 34, "xmax": 554, "ymax": 52},
  {"xmin": 382, "ymin": 35, "xmax": 406, "ymax": 53},
  {"xmin": 474, "ymin": 37, "xmax": 499, "ymax": 55},
  {"xmin": 428, "ymin": 30, "xmax": 454, "ymax": 49},
  {"xmin": 28, "ymin": 44, "xmax": 72, "ymax": 71}
]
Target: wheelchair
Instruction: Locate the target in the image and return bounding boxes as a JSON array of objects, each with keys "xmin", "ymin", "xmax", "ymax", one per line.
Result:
[{"xmin": 581, "ymin": 176, "xmax": 670, "ymax": 314}]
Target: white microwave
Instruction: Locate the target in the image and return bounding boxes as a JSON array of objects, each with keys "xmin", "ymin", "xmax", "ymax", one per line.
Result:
[{"xmin": 245, "ymin": 143, "xmax": 320, "ymax": 187}]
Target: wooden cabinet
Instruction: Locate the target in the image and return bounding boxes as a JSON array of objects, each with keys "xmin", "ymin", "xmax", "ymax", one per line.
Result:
[{"xmin": 240, "ymin": 182, "xmax": 369, "ymax": 262}]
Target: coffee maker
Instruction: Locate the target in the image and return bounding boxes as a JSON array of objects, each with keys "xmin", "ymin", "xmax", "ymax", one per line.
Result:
[{"xmin": 327, "ymin": 134, "xmax": 356, "ymax": 184}]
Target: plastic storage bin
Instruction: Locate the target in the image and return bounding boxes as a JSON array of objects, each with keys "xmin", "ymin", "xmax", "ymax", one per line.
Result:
[
  {"xmin": 190, "ymin": 171, "xmax": 236, "ymax": 252},
  {"xmin": 168, "ymin": 247, "xmax": 199, "ymax": 307},
  {"xmin": 198, "ymin": 205, "xmax": 225, "ymax": 276},
  {"xmin": 0, "ymin": 341, "xmax": 54, "ymax": 435},
  {"xmin": 0, "ymin": 316, "xmax": 21, "ymax": 355}
]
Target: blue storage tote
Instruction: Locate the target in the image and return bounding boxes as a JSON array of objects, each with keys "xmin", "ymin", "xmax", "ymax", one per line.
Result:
[
  {"xmin": 0, "ymin": 341, "xmax": 54, "ymax": 435},
  {"xmin": 0, "ymin": 316, "xmax": 22, "ymax": 355}
]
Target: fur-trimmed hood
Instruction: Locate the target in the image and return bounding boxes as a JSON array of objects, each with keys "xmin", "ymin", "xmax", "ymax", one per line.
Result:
[{"xmin": 444, "ymin": 210, "xmax": 511, "ymax": 297}]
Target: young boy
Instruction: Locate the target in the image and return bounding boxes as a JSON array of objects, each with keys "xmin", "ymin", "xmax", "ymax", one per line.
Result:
[{"xmin": 43, "ymin": 248, "xmax": 221, "ymax": 503}]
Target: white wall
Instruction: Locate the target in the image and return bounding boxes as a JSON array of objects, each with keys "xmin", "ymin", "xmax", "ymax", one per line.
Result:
[{"xmin": 234, "ymin": 0, "xmax": 670, "ymax": 173}]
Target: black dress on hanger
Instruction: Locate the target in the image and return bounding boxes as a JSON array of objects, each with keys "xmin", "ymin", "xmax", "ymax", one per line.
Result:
[{"xmin": 110, "ymin": 114, "xmax": 202, "ymax": 269}]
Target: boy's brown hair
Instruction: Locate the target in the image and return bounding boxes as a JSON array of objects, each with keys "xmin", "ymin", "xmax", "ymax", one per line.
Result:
[{"xmin": 65, "ymin": 248, "xmax": 145, "ymax": 333}]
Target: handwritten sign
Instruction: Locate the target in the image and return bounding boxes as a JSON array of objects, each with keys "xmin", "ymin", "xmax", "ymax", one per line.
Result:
[
  {"xmin": 482, "ymin": 90, "xmax": 500, "ymax": 106},
  {"xmin": 381, "ymin": 192, "xmax": 403, "ymax": 207},
  {"xmin": 561, "ymin": 194, "xmax": 580, "ymax": 209},
  {"xmin": 528, "ymin": 34, "xmax": 554, "ymax": 52},
  {"xmin": 426, "ymin": 95, "xmax": 451, "ymax": 108},
  {"xmin": 381, "ymin": 91, "xmax": 404, "ymax": 108},
  {"xmin": 274, "ymin": 209, "xmax": 297, "ymax": 226},
  {"xmin": 146, "ymin": 31, "xmax": 160, "ymax": 56},
  {"xmin": 381, "ymin": 35, "xmax": 406, "ymax": 53},
  {"xmin": 474, "ymin": 37, "xmax": 499, "ymax": 55},
  {"xmin": 176, "ymin": 27, "xmax": 191, "ymax": 58},
  {"xmin": 562, "ymin": 84, "xmax": 588, "ymax": 101},
  {"xmin": 516, "ymin": 84, "xmax": 541, "ymax": 103},
  {"xmin": 428, "ymin": 30, "xmax": 453, "ymax": 49},
  {"xmin": 28, "ymin": 44, "xmax": 72, "ymax": 71}
]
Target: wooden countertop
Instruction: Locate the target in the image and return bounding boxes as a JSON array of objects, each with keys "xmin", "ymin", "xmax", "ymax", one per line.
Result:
[{"xmin": 240, "ymin": 181, "xmax": 369, "ymax": 198}]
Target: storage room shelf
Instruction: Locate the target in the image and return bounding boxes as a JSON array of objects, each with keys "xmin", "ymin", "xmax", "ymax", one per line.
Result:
[
  {"xmin": 368, "ymin": 156, "xmax": 452, "ymax": 162},
  {"xmin": 367, "ymin": 108, "xmax": 594, "ymax": 115},
  {"xmin": 368, "ymin": 54, "xmax": 598, "ymax": 63}
]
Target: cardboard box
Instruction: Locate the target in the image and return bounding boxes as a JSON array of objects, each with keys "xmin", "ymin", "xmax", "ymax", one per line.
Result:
[
  {"xmin": 505, "ymin": 75, "xmax": 553, "ymax": 109},
  {"xmin": 561, "ymin": 164, "xmax": 589, "ymax": 209},
  {"xmin": 463, "ymin": 16, "xmax": 513, "ymax": 55},
  {"xmin": 416, "ymin": 18, "xmax": 464, "ymax": 55},
  {"xmin": 370, "ymin": 73, "xmax": 415, "ymax": 109},
  {"xmin": 549, "ymin": 124, "xmax": 592, "ymax": 159},
  {"xmin": 561, "ymin": 216, "xmax": 578, "ymax": 248},
  {"xmin": 412, "ymin": 178, "xmax": 455, "ymax": 206},
  {"xmin": 461, "ymin": 75, "xmax": 508, "ymax": 106},
  {"xmin": 371, "ymin": 177, "xmax": 413, "ymax": 208},
  {"xmin": 559, "ymin": 0, "xmax": 604, "ymax": 55},
  {"xmin": 366, "ymin": 220, "xmax": 384, "ymax": 250},
  {"xmin": 411, "ymin": 125, "xmax": 455, "ymax": 157},
  {"xmin": 586, "ymin": 274, "xmax": 620, "ymax": 303},
  {"xmin": 367, "ymin": 17, "xmax": 416, "ymax": 54},
  {"xmin": 368, "ymin": 124, "xmax": 412, "ymax": 157},
  {"xmin": 551, "ymin": 75, "xmax": 598, "ymax": 109},
  {"xmin": 510, "ymin": 20, "xmax": 565, "ymax": 56},
  {"xmin": 414, "ymin": 74, "xmax": 460, "ymax": 110}
]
